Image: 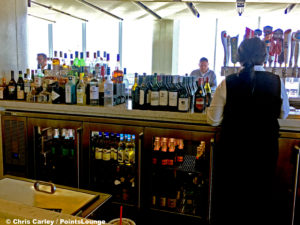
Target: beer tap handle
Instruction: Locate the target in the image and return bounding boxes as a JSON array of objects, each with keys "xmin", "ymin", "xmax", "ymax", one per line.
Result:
[
  {"xmin": 290, "ymin": 32, "xmax": 296, "ymax": 68},
  {"xmin": 230, "ymin": 35, "xmax": 239, "ymax": 67},
  {"xmin": 221, "ymin": 31, "xmax": 228, "ymax": 67}
]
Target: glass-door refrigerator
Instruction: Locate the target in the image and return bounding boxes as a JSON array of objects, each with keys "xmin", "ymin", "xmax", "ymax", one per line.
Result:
[
  {"xmin": 144, "ymin": 127, "xmax": 215, "ymax": 225},
  {"xmin": 27, "ymin": 118, "xmax": 83, "ymax": 188},
  {"xmin": 82, "ymin": 122, "xmax": 143, "ymax": 210}
]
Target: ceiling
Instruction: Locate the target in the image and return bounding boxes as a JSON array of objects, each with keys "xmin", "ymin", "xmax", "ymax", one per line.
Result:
[{"xmin": 27, "ymin": 0, "xmax": 300, "ymax": 22}]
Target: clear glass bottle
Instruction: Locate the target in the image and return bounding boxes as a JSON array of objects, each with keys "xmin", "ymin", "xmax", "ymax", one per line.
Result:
[
  {"xmin": 104, "ymin": 75, "xmax": 114, "ymax": 107},
  {"xmin": 90, "ymin": 71, "xmax": 99, "ymax": 106},
  {"xmin": 65, "ymin": 76, "xmax": 76, "ymax": 104},
  {"xmin": 76, "ymin": 73, "xmax": 86, "ymax": 105}
]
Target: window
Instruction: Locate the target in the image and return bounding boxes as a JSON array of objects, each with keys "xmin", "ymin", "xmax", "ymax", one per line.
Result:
[
  {"xmin": 27, "ymin": 16, "xmax": 49, "ymax": 69},
  {"xmin": 86, "ymin": 19, "xmax": 119, "ymax": 67},
  {"xmin": 122, "ymin": 20, "xmax": 153, "ymax": 75},
  {"xmin": 177, "ymin": 17, "xmax": 216, "ymax": 77}
]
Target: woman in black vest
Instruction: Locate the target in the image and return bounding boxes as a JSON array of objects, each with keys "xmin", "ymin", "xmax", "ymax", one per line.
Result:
[{"xmin": 207, "ymin": 38, "xmax": 289, "ymax": 225}]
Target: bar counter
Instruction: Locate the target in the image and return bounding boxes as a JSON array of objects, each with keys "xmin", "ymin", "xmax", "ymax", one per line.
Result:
[{"xmin": 0, "ymin": 101, "xmax": 298, "ymax": 131}]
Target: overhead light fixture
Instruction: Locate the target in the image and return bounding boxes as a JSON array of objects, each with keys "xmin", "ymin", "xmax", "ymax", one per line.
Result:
[
  {"xmin": 236, "ymin": 0, "xmax": 246, "ymax": 16},
  {"xmin": 77, "ymin": 0, "xmax": 123, "ymax": 21},
  {"xmin": 186, "ymin": 2, "xmax": 200, "ymax": 18},
  {"xmin": 285, "ymin": 4, "xmax": 296, "ymax": 14},
  {"xmin": 134, "ymin": 1, "xmax": 162, "ymax": 20},
  {"xmin": 31, "ymin": 1, "xmax": 88, "ymax": 22},
  {"xmin": 28, "ymin": 14, "xmax": 56, "ymax": 23}
]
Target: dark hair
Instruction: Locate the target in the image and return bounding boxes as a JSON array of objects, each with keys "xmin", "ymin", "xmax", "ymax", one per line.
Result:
[
  {"xmin": 200, "ymin": 57, "xmax": 208, "ymax": 63},
  {"xmin": 37, "ymin": 53, "xmax": 47, "ymax": 60},
  {"xmin": 237, "ymin": 38, "xmax": 266, "ymax": 94}
]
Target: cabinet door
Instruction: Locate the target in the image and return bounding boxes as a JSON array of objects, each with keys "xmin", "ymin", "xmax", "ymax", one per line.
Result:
[
  {"xmin": 275, "ymin": 134, "xmax": 300, "ymax": 224},
  {"xmin": 1, "ymin": 116, "xmax": 27, "ymax": 177},
  {"xmin": 143, "ymin": 127, "xmax": 215, "ymax": 224},
  {"xmin": 82, "ymin": 122, "xmax": 144, "ymax": 208},
  {"xmin": 28, "ymin": 118, "xmax": 83, "ymax": 188}
]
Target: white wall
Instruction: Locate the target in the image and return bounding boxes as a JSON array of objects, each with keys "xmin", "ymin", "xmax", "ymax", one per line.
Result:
[{"xmin": 0, "ymin": 0, "xmax": 28, "ymax": 79}]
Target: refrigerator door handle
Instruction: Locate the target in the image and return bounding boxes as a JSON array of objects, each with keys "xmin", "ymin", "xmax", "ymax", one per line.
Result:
[
  {"xmin": 77, "ymin": 127, "xmax": 83, "ymax": 189},
  {"xmin": 208, "ymin": 138, "xmax": 215, "ymax": 225},
  {"xmin": 291, "ymin": 145, "xmax": 300, "ymax": 225},
  {"xmin": 138, "ymin": 132, "xmax": 144, "ymax": 209}
]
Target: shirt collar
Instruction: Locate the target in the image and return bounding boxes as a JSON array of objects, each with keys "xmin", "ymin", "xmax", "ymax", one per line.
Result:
[{"xmin": 253, "ymin": 65, "xmax": 265, "ymax": 71}]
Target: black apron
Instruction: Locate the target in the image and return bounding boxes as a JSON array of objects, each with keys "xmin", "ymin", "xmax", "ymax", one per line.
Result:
[{"xmin": 213, "ymin": 71, "xmax": 282, "ymax": 225}]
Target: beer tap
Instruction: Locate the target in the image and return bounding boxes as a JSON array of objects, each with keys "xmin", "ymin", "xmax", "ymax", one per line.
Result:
[
  {"xmin": 290, "ymin": 32, "xmax": 296, "ymax": 68},
  {"xmin": 272, "ymin": 29, "xmax": 283, "ymax": 71},
  {"xmin": 221, "ymin": 31, "xmax": 229, "ymax": 67},
  {"xmin": 263, "ymin": 26, "xmax": 273, "ymax": 67},
  {"xmin": 293, "ymin": 31, "xmax": 300, "ymax": 77},
  {"xmin": 230, "ymin": 35, "xmax": 239, "ymax": 67},
  {"xmin": 282, "ymin": 29, "xmax": 292, "ymax": 78}
]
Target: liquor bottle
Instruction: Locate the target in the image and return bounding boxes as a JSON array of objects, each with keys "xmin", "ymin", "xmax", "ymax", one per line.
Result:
[
  {"xmin": 85, "ymin": 51, "xmax": 91, "ymax": 75},
  {"xmin": 102, "ymin": 132, "xmax": 111, "ymax": 163},
  {"xmin": 79, "ymin": 52, "xmax": 86, "ymax": 73},
  {"xmin": 24, "ymin": 72, "xmax": 31, "ymax": 100},
  {"xmin": 16, "ymin": 71, "xmax": 25, "ymax": 100},
  {"xmin": 76, "ymin": 73, "xmax": 86, "ymax": 105},
  {"xmin": 168, "ymin": 138, "xmax": 176, "ymax": 167},
  {"xmin": 90, "ymin": 71, "xmax": 99, "ymax": 106},
  {"xmin": 8, "ymin": 71, "xmax": 17, "ymax": 100},
  {"xmin": 73, "ymin": 51, "xmax": 80, "ymax": 68},
  {"xmin": 104, "ymin": 75, "xmax": 113, "ymax": 106},
  {"xmin": 176, "ymin": 139, "xmax": 184, "ymax": 166},
  {"xmin": 152, "ymin": 137, "xmax": 161, "ymax": 166},
  {"xmin": 204, "ymin": 77, "xmax": 212, "ymax": 107},
  {"xmin": 160, "ymin": 138, "xmax": 168, "ymax": 167},
  {"xmin": 113, "ymin": 54, "xmax": 123, "ymax": 83},
  {"xmin": 178, "ymin": 77, "xmax": 190, "ymax": 112},
  {"xmin": 98, "ymin": 73, "xmax": 105, "ymax": 106},
  {"xmin": 168, "ymin": 76, "xmax": 179, "ymax": 111},
  {"xmin": 150, "ymin": 73, "xmax": 160, "ymax": 110},
  {"xmin": 194, "ymin": 78, "xmax": 206, "ymax": 113},
  {"xmin": 95, "ymin": 132, "xmax": 103, "ymax": 160},
  {"xmin": 159, "ymin": 75, "xmax": 168, "ymax": 110},
  {"xmin": 118, "ymin": 134, "xmax": 125, "ymax": 164},
  {"xmin": 65, "ymin": 76, "xmax": 76, "ymax": 104},
  {"xmin": 146, "ymin": 75, "xmax": 153, "ymax": 109},
  {"xmin": 124, "ymin": 134, "xmax": 131, "ymax": 165},
  {"xmin": 139, "ymin": 75, "xmax": 148, "ymax": 110},
  {"xmin": 52, "ymin": 51, "xmax": 60, "ymax": 72},
  {"xmin": 0, "ymin": 78, "xmax": 7, "ymax": 100},
  {"xmin": 131, "ymin": 73, "xmax": 139, "ymax": 109},
  {"xmin": 62, "ymin": 53, "xmax": 68, "ymax": 69},
  {"xmin": 59, "ymin": 51, "xmax": 63, "ymax": 66},
  {"xmin": 38, "ymin": 82, "xmax": 51, "ymax": 103}
]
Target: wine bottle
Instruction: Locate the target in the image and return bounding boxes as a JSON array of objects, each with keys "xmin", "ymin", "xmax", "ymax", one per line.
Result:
[
  {"xmin": 159, "ymin": 75, "xmax": 168, "ymax": 111},
  {"xmin": 194, "ymin": 78, "xmax": 206, "ymax": 113},
  {"xmin": 204, "ymin": 77, "xmax": 212, "ymax": 107},
  {"xmin": 168, "ymin": 76, "xmax": 179, "ymax": 112},
  {"xmin": 150, "ymin": 73, "xmax": 160, "ymax": 110},
  {"xmin": 139, "ymin": 75, "xmax": 148, "ymax": 110},
  {"xmin": 16, "ymin": 71, "xmax": 25, "ymax": 100},
  {"xmin": 178, "ymin": 77, "xmax": 189, "ymax": 112},
  {"xmin": 8, "ymin": 71, "xmax": 17, "ymax": 100}
]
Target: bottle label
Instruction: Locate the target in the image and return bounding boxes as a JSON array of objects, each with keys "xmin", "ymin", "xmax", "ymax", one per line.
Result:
[
  {"xmin": 152, "ymin": 195, "xmax": 156, "ymax": 206},
  {"xmin": 118, "ymin": 150, "xmax": 124, "ymax": 163},
  {"xmin": 51, "ymin": 91, "xmax": 60, "ymax": 101},
  {"xmin": 177, "ymin": 156, "xmax": 184, "ymax": 163},
  {"xmin": 139, "ymin": 90, "xmax": 145, "ymax": 105},
  {"xmin": 65, "ymin": 86, "xmax": 72, "ymax": 103},
  {"xmin": 17, "ymin": 88, "xmax": 24, "ymax": 100},
  {"xmin": 113, "ymin": 148, "xmax": 118, "ymax": 161},
  {"xmin": 159, "ymin": 90, "xmax": 168, "ymax": 106},
  {"xmin": 147, "ymin": 90, "xmax": 151, "ymax": 104},
  {"xmin": 0, "ymin": 88, "xmax": 3, "ymax": 99},
  {"xmin": 125, "ymin": 150, "xmax": 130, "ymax": 164},
  {"xmin": 151, "ymin": 91, "xmax": 159, "ymax": 106},
  {"xmin": 168, "ymin": 198, "xmax": 177, "ymax": 208},
  {"xmin": 90, "ymin": 86, "xmax": 99, "ymax": 100},
  {"xmin": 168, "ymin": 159, "xmax": 174, "ymax": 166},
  {"xmin": 161, "ymin": 159, "xmax": 168, "ymax": 166},
  {"xmin": 99, "ymin": 83, "xmax": 104, "ymax": 92},
  {"xmin": 129, "ymin": 150, "xmax": 135, "ymax": 164},
  {"xmin": 95, "ymin": 148, "xmax": 103, "ymax": 160},
  {"xmin": 77, "ymin": 89, "xmax": 84, "ymax": 104},
  {"xmin": 34, "ymin": 77, "xmax": 41, "ymax": 87},
  {"xmin": 160, "ymin": 197, "xmax": 167, "ymax": 207},
  {"xmin": 169, "ymin": 92, "xmax": 178, "ymax": 107},
  {"xmin": 111, "ymin": 148, "xmax": 115, "ymax": 160},
  {"xmin": 24, "ymin": 85, "xmax": 30, "ymax": 94},
  {"xmin": 103, "ymin": 149, "xmax": 111, "ymax": 161},
  {"xmin": 8, "ymin": 86, "xmax": 15, "ymax": 94},
  {"xmin": 195, "ymin": 97, "xmax": 205, "ymax": 111},
  {"xmin": 178, "ymin": 98, "xmax": 189, "ymax": 111}
]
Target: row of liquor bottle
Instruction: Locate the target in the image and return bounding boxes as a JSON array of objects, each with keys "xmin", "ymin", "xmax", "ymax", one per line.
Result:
[
  {"xmin": 152, "ymin": 137, "xmax": 207, "ymax": 171},
  {"xmin": 91, "ymin": 132, "xmax": 136, "ymax": 166},
  {"xmin": 0, "ymin": 68, "xmax": 126, "ymax": 106},
  {"xmin": 36, "ymin": 127, "xmax": 77, "ymax": 187},
  {"xmin": 131, "ymin": 74, "xmax": 212, "ymax": 113},
  {"xmin": 46, "ymin": 50, "xmax": 123, "ymax": 82},
  {"xmin": 151, "ymin": 169, "xmax": 208, "ymax": 217}
]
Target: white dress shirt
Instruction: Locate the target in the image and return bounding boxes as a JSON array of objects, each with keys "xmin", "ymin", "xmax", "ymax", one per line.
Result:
[{"xmin": 207, "ymin": 65, "xmax": 290, "ymax": 126}]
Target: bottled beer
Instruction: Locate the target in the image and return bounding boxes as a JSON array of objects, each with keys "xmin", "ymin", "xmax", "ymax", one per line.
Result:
[
  {"xmin": 153, "ymin": 137, "xmax": 161, "ymax": 166},
  {"xmin": 118, "ymin": 134, "xmax": 125, "ymax": 164},
  {"xmin": 131, "ymin": 73, "xmax": 139, "ymax": 109},
  {"xmin": 176, "ymin": 139, "xmax": 184, "ymax": 166},
  {"xmin": 204, "ymin": 77, "xmax": 212, "ymax": 107},
  {"xmin": 168, "ymin": 138, "xmax": 176, "ymax": 167},
  {"xmin": 194, "ymin": 78, "xmax": 206, "ymax": 113},
  {"xmin": 160, "ymin": 138, "xmax": 168, "ymax": 166}
]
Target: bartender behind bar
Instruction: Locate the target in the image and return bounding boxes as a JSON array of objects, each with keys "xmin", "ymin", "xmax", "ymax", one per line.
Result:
[{"xmin": 190, "ymin": 57, "xmax": 217, "ymax": 92}]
